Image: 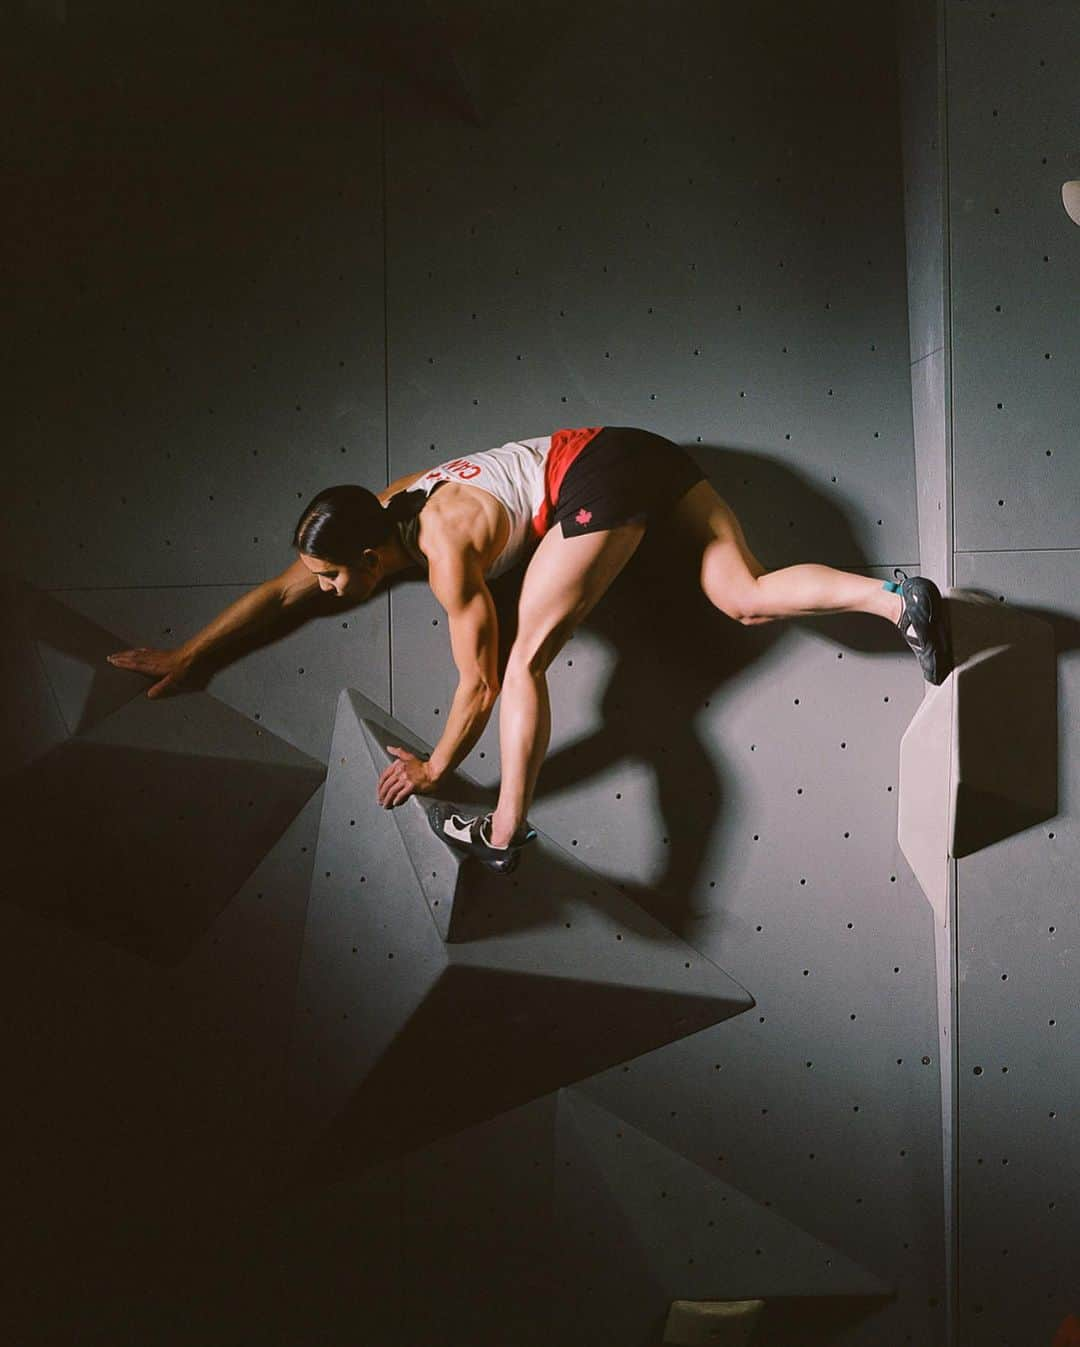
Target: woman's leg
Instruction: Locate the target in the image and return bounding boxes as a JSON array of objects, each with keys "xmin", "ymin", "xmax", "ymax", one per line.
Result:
[
  {"xmin": 670, "ymin": 480, "xmax": 904, "ymax": 626},
  {"xmin": 488, "ymin": 520, "xmax": 645, "ymax": 847}
]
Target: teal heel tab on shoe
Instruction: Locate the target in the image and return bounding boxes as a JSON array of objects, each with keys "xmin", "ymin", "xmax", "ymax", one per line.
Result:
[{"xmin": 882, "ymin": 580, "xmax": 903, "ymax": 594}]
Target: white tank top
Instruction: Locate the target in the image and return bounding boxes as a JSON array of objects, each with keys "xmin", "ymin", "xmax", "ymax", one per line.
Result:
[
  {"xmin": 400, "ymin": 429, "xmax": 602, "ymax": 578},
  {"xmin": 405, "ymin": 438, "xmax": 548, "ymax": 578}
]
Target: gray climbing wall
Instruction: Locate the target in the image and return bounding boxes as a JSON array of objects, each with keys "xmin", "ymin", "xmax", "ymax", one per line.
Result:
[
  {"xmin": 945, "ymin": 3, "xmax": 1080, "ymax": 1345},
  {"xmin": 0, "ymin": 1, "xmax": 1004, "ymax": 1344},
  {"xmin": 4, "ymin": 18, "xmax": 391, "ymax": 761},
  {"xmin": 381, "ymin": 3, "xmax": 943, "ymax": 1345}
]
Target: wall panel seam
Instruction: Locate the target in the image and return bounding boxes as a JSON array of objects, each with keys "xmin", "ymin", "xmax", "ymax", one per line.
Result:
[{"xmin": 382, "ymin": 74, "xmax": 394, "ymax": 717}]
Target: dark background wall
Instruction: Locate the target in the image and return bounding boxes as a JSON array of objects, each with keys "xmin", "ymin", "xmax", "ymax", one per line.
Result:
[{"xmin": 10, "ymin": 1, "xmax": 1066, "ymax": 1343}]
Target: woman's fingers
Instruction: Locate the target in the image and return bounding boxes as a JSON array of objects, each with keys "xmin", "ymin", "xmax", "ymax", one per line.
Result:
[
  {"xmin": 108, "ymin": 648, "xmax": 192, "ymax": 695},
  {"xmin": 146, "ymin": 673, "xmax": 175, "ymax": 700},
  {"xmin": 377, "ymin": 761, "xmax": 414, "ymax": 808},
  {"xmin": 109, "ymin": 648, "xmax": 164, "ymax": 673},
  {"xmin": 376, "ymin": 762, "xmax": 397, "ymax": 807},
  {"xmin": 107, "ymin": 649, "xmax": 143, "ymax": 669}
]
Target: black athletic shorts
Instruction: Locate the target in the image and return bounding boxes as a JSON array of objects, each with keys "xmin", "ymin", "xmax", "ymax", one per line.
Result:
[{"xmin": 551, "ymin": 426, "xmax": 706, "ymax": 538}]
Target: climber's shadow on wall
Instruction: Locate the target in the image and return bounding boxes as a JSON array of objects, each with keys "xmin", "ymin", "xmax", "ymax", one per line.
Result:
[{"xmin": 523, "ymin": 444, "xmax": 929, "ymax": 934}]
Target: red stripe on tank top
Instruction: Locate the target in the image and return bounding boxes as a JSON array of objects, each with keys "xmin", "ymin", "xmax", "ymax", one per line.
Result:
[{"xmin": 531, "ymin": 426, "xmax": 604, "ymax": 537}]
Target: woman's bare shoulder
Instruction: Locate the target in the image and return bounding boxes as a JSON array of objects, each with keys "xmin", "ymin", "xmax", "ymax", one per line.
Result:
[{"xmin": 421, "ymin": 483, "xmax": 505, "ymax": 561}]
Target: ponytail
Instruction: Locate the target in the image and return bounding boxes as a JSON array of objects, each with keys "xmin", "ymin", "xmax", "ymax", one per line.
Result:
[{"xmin": 292, "ymin": 484, "xmax": 425, "ymax": 564}]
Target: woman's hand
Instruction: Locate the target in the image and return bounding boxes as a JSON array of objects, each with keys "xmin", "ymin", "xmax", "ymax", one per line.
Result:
[
  {"xmin": 377, "ymin": 747, "xmax": 437, "ymax": 808},
  {"xmin": 106, "ymin": 647, "xmax": 196, "ymax": 699}
]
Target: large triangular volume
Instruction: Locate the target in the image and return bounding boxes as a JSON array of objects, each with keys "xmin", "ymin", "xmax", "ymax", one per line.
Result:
[
  {"xmin": 1, "ymin": 577, "xmax": 325, "ymax": 965},
  {"xmin": 1, "ymin": 575, "xmax": 150, "ymax": 774},
  {"xmin": 289, "ymin": 690, "xmax": 755, "ymax": 1185},
  {"xmin": 554, "ymin": 1090, "xmax": 892, "ymax": 1343}
]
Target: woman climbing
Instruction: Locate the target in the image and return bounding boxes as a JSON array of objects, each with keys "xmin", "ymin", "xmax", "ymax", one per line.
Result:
[{"xmin": 108, "ymin": 425, "xmax": 951, "ymax": 873}]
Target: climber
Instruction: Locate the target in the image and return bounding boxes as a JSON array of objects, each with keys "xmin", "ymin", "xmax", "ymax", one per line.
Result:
[{"xmin": 108, "ymin": 425, "xmax": 951, "ymax": 874}]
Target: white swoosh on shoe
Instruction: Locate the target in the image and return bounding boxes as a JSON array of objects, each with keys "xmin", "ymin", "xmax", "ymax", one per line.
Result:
[{"xmin": 441, "ymin": 814, "xmax": 476, "ymax": 844}]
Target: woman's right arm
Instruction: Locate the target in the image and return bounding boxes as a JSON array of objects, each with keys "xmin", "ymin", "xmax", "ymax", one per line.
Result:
[{"xmin": 107, "ymin": 556, "xmax": 320, "ymax": 699}]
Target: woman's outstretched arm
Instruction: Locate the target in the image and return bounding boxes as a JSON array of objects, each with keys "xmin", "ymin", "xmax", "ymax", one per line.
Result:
[{"xmin": 107, "ymin": 556, "xmax": 322, "ymax": 698}]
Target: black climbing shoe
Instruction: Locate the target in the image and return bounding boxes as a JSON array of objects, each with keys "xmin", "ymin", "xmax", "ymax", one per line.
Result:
[
  {"xmin": 892, "ymin": 568, "xmax": 952, "ymax": 685},
  {"xmin": 427, "ymin": 803, "xmax": 537, "ymax": 875}
]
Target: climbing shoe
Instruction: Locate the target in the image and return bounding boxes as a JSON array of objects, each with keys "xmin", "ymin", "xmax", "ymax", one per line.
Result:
[
  {"xmin": 886, "ymin": 568, "xmax": 952, "ymax": 685},
  {"xmin": 427, "ymin": 803, "xmax": 537, "ymax": 875}
]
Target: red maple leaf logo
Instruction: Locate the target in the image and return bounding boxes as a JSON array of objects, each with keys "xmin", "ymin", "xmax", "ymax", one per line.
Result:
[{"xmin": 575, "ymin": 508, "xmax": 593, "ymax": 525}]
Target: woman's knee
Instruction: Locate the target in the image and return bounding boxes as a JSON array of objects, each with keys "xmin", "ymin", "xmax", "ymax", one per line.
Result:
[
  {"xmin": 504, "ymin": 626, "xmax": 568, "ymax": 683},
  {"xmin": 701, "ymin": 556, "xmax": 766, "ymax": 624},
  {"xmin": 507, "ymin": 590, "xmax": 587, "ymax": 681},
  {"xmin": 716, "ymin": 595, "xmax": 766, "ymax": 625}
]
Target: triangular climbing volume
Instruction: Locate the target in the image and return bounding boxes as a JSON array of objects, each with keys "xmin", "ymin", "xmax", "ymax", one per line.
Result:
[
  {"xmin": 0, "ymin": 577, "xmax": 325, "ymax": 965},
  {"xmin": 287, "ymin": 690, "xmax": 756, "ymax": 1184}
]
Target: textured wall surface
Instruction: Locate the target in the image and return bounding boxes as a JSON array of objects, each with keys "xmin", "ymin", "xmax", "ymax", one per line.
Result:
[
  {"xmin": 946, "ymin": 3, "xmax": 1080, "ymax": 1344},
  {"xmin": 0, "ymin": 3, "xmax": 972, "ymax": 1345},
  {"xmin": 4, "ymin": 25, "xmax": 391, "ymax": 758},
  {"xmin": 898, "ymin": 0, "xmax": 951, "ymax": 583},
  {"xmin": 381, "ymin": 3, "xmax": 942, "ymax": 1345},
  {"xmin": 948, "ymin": 1, "xmax": 1080, "ymax": 555}
]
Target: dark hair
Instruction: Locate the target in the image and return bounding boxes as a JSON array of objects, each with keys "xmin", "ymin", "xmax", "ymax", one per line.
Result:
[{"xmin": 292, "ymin": 485, "xmax": 425, "ymax": 565}]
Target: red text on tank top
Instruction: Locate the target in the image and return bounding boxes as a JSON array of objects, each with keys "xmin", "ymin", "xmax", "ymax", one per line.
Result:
[{"xmin": 428, "ymin": 458, "xmax": 482, "ymax": 482}]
